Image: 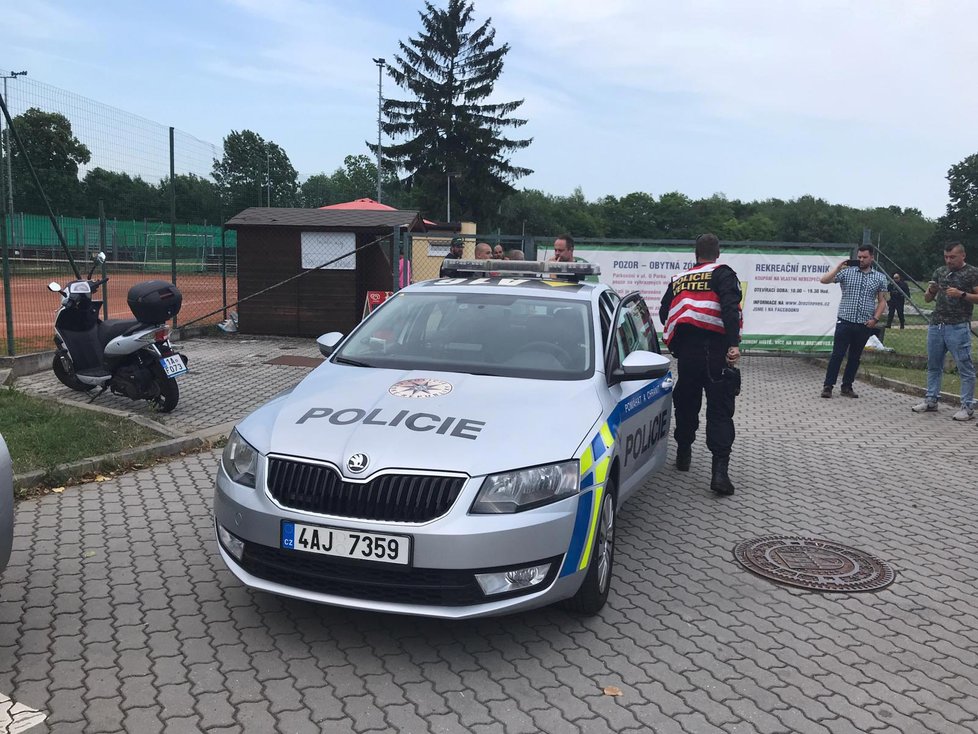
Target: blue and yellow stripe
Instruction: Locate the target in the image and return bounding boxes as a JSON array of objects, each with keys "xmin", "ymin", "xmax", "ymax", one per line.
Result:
[
  {"xmin": 559, "ymin": 376, "xmax": 673, "ymax": 578},
  {"xmin": 560, "ymin": 419, "xmax": 614, "ymax": 577}
]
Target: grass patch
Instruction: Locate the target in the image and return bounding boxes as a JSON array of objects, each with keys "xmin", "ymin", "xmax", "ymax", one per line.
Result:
[
  {"xmin": 859, "ymin": 362, "xmax": 960, "ymax": 396},
  {"xmin": 0, "ymin": 388, "xmax": 165, "ymax": 475}
]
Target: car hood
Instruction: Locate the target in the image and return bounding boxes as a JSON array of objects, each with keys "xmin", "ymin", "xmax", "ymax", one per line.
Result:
[{"xmin": 236, "ymin": 364, "xmax": 603, "ymax": 478}]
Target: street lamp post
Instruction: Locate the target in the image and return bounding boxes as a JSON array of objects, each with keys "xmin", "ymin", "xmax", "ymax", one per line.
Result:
[
  {"xmin": 372, "ymin": 57, "xmax": 385, "ymax": 203},
  {"xmin": 446, "ymin": 172, "xmax": 461, "ymax": 223},
  {"xmin": 1, "ymin": 71, "xmax": 27, "ymax": 228}
]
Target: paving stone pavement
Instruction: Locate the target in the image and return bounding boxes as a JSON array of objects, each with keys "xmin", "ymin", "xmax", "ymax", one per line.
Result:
[
  {"xmin": 3, "ymin": 354, "xmax": 978, "ymax": 733},
  {"xmin": 14, "ymin": 336, "xmax": 324, "ymax": 436}
]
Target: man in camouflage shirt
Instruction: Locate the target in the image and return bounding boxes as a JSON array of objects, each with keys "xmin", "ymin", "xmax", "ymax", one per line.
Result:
[{"xmin": 912, "ymin": 242, "xmax": 978, "ymax": 421}]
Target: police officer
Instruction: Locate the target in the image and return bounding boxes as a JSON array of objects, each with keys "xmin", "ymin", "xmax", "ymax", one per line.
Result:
[{"xmin": 658, "ymin": 234, "xmax": 742, "ymax": 495}]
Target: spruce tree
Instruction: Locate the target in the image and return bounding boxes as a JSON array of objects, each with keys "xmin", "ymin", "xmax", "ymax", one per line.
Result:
[{"xmin": 377, "ymin": 0, "xmax": 531, "ymax": 221}]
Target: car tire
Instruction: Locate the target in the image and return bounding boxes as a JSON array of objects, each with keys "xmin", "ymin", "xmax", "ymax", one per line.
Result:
[{"xmin": 562, "ymin": 479, "xmax": 616, "ymax": 615}]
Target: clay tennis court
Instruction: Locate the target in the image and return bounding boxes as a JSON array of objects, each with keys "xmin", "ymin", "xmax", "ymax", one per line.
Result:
[{"xmin": 1, "ymin": 269, "xmax": 237, "ymax": 354}]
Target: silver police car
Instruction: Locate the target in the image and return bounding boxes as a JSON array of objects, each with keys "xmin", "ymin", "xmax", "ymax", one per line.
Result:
[{"xmin": 214, "ymin": 260, "xmax": 673, "ymax": 619}]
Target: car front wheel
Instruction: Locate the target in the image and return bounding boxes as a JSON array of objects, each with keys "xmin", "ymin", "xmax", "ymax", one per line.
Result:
[{"xmin": 562, "ymin": 480, "xmax": 616, "ymax": 615}]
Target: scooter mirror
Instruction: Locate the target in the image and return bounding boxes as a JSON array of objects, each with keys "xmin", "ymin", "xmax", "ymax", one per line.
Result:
[
  {"xmin": 94, "ymin": 252, "xmax": 106, "ymax": 264},
  {"xmin": 48, "ymin": 282, "xmax": 62, "ymax": 292}
]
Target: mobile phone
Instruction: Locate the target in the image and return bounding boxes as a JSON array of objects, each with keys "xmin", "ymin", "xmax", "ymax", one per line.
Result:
[{"xmin": 846, "ymin": 259, "xmax": 859, "ymax": 266}]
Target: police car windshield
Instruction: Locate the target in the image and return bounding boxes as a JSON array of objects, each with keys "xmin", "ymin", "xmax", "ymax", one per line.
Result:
[{"xmin": 335, "ymin": 292, "xmax": 594, "ymax": 380}]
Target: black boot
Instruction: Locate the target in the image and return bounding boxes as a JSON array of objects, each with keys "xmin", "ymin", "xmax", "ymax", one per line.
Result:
[
  {"xmin": 710, "ymin": 455, "xmax": 735, "ymax": 496},
  {"xmin": 676, "ymin": 444, "xmax": 692, "ymax": 471}
]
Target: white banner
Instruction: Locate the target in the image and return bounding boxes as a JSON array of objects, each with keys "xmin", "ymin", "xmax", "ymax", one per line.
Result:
[{"xmin": 542, "ymin": 245, "xmax": 851, "ymax": 351}]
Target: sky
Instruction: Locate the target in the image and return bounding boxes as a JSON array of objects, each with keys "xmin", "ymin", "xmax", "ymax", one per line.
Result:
[{"xmin": 2, "ymin": 0, "xmax": 977, "ymax": 219}]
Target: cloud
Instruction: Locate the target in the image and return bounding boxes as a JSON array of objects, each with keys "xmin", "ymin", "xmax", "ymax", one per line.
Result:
[
  {"xmin": 487, "ymin": 0, "xmax": 978, "ymax": 139},
  {"xmin": 2, "ymin": 0, "xmax": 94, "ymax": 42}
]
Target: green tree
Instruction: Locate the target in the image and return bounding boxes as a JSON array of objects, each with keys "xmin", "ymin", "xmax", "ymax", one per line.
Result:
[
  {"xmin": 5, "ymin": 107, "xmax": 90, "ymax": 215},
  {"xmin": 601, "ymin": 192, "xmax": 658, "ymax": 239},
  {"xmin": 81, "ymin": 168, "xmax": 161, "ymax": 221},
  {"xmin": 938, "ymin": 153, "xmax": 978, "ymax": 248},
  {"xmin": 654, "ymin": 192, "xmax": 696, "ymax": 237},
  {"xmin": 212, "ymin": 130, "xmax": 299, "ymax": 215},
  {"xmin": 301, "ymin": 155, "xmax": 407, "ymax": 208},
  {"xmin": 378, "ymin": 0, "xmax": 531, "ymax": 221},
  {"xmin": 158, "ymin": 173, "xmax": 223, "ymax": 225}
]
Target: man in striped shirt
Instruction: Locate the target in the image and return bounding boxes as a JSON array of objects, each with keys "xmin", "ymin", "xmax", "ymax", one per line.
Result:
[{"xmin": 819, "ymin": 245, "xmax": 888, "ymax": 399}]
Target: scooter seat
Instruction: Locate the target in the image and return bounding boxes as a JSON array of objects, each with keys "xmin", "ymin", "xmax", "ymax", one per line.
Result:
[{"xmin": 99, "ymin": 319, "xmax": 145, "ymax": 346}]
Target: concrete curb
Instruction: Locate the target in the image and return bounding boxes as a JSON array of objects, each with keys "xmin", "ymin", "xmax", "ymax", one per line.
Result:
[
  {"xmin": 804, "ymin": 354, "xmax": 962, "ymax": 406},
  {"xmin": 12, "ymin": 420, "xmax": 236, "ymax": 491}
]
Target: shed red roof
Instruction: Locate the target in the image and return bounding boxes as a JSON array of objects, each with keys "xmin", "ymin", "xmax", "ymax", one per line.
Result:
[{"xmin": 319, "ymin": 198, "xmax": 397, "ymax": 211}]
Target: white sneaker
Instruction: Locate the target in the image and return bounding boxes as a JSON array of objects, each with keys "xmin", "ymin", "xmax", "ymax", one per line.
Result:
[
  {"xmin": 911, "ymin": 400, "xmax": 938, "ymax": 413},
  {"xmin": 952, "ymin": 407, "xmax": 975, "ymax": 421}
]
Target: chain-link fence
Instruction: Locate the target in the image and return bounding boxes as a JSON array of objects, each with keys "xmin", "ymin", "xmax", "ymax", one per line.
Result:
[{"xmin": 0, "ymin": 70, "xmax": 235, "ymax": 355}]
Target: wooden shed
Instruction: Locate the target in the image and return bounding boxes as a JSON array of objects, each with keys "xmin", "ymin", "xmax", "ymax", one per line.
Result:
[{"xmin": 226, "ymin": 207, "xmax": 423, "ymax": 337}]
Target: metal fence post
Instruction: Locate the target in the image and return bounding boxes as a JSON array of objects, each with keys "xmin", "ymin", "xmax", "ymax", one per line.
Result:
[
  {"xmin": 169, "ymin": 127, "xmax": 177, "ymax": 328},
  {"xmin": 390, "ymin": 228, "xmax": 398, "ymax": 292},
  {"xmin": 101, "ymin": 257, "xmax": 109, "ymax": 321},
  {"xmin": 1, "ymin": 209, "xmax": 15, "ymax": 355},
  {"xmin": 221, "ymin": 224, "xmax": 227, "ymax": 318},
  {"xmin": 98, "ymin": 199, "xmax": 109, "ymax": 318}
]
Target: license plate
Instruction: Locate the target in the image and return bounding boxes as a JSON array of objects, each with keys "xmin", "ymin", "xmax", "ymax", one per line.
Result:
[
  {"xmin": 281, "ymin": 521, "xmax": 411, "ymax": 566},
  {"xmin": 160, "ymin": 354, "xmax": 187, "ymax": 377}
]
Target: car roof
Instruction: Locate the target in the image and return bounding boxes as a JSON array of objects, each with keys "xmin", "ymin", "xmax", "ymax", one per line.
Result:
[{"xmin": 405, "ymin": 276, "xmax": 607, "ymax": 302}]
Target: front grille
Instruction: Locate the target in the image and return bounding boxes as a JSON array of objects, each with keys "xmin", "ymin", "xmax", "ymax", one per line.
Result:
[
  {"xmin": 266, "ymin": 457, "xmax": 465, "ymax": 522},
  {"xmin": 238, "ymin": 542, "xmax": 561, "ymax": 607}
]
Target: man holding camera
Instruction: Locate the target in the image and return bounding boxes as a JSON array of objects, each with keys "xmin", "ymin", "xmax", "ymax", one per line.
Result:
[
  {"xmin": 659, "ymin": 234, "xmax": 742, "ymax": 496},
  {"xmin": 911, "ymin": 242, "xmax": 978, "ymax": 420},
  {"xmin": 819, "ymin": 245, "xmax": 888, "ymax": 399}
]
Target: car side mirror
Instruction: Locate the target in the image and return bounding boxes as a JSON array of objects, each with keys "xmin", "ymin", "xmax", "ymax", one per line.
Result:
[
  {"xmin": 610, "ymin": 350, "xmax": 671, "ymax": 385},
  {"xmin": 48, "ymin": 282, "xmax": 62, "ymax": 292},
  {"xmin": 317, "ymin": 332, "xmax": 344, "ymax": 357}
]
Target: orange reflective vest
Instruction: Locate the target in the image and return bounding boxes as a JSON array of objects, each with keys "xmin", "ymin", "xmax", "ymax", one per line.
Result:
[{"xmin": 662, "ymin": 262, "xmax": 732, "ymax": 346}]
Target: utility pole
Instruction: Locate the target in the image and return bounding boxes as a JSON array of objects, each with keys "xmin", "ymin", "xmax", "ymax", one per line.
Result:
[
  {"xmin": 1, "ymin": 71, "xmax": 27, "ymax": 232},
  {"xmin": 266, "ymin": 147, "xmax": 272, "ymax": 206},
  {"xmin": 372, "ymin": 57, "xmax": 385, "ymax": 203}
]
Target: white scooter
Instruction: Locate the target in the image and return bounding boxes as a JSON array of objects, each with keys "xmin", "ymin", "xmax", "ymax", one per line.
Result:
[{"xmin": 48, "ymin": 253, "xmax": 189, "ymax": 413}]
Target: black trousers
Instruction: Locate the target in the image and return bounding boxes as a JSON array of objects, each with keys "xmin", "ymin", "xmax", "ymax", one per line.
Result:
[
  {"xmin": 886, "ymin": 300, "xmax": 905, "ymax": 328},
  {"xmin": 823, "ymin": 319, "xmax": 873, "ymax": 388},
  {"xmin": 672, "ymin": 341, "xmax": 736, "ymax": 458}
]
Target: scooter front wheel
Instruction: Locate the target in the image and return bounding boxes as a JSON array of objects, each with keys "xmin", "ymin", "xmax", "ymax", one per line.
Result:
[{"xmin": 52, "ymin": 353, "xmax": 88, "ymax": 392}]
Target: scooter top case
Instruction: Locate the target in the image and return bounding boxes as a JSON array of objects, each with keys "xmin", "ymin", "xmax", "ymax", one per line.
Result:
[{"xmin": 127, "ymin": 281, "xmax": 182, "ymax": 324}]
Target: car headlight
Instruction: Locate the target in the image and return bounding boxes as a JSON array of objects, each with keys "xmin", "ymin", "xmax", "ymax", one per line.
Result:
[
  {"xmin": 222, "ymin": 429, "xmax": 258, "ymax": 487},
  {"xmin": 471, "ymin": 461, "xmax": 579, "ymax": 514}
]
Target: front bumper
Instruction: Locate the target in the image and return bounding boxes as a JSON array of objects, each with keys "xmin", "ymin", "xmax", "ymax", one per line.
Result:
[{"xmin": 214, "ymin": 464, "xmax": 587, "ymax": 619}]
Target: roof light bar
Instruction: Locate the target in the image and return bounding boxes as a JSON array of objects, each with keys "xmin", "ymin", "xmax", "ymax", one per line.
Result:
[{"xmin": 440, "ymin": 259, "xmax": 601, "ymax": 280}]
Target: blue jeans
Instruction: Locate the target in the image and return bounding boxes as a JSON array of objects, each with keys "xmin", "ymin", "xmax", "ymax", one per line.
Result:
[
  {"xmin": 823, "ymin": 320, "xmax": 873, "ymax": 389},
  {"xmin": 926, "ymin": 323, "xmax": 976, "ymax": 408}
]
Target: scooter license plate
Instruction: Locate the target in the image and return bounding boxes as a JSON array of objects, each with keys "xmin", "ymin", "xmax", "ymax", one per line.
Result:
[{"xmin": 160, "ymin": 355, "xmax": 187, "ymax": 377}]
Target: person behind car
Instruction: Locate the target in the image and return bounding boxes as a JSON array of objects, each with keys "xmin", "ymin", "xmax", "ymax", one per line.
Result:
[
  {"xmin": 551, "ymin": 234, "xmax": 574, "ymax": 262},
  {"xmin": 507, "ymin": 249, "xmax": 525, "ymax": 261},
  {"xmin": 492, "ymin": 244, "xmax": 505, "ymax": 259},
  {"xmin": 659, "ymin": 233, "xmax": 742, "ymax": 496},
  {"xmin": 398, "ymin": 248, "xmax": 412, "ymax": 289},
  {"xmin": 475, "ymin": 243, "xmax": 493, "ymax": 260},
  {"xmin": 439, "ymin": 237, "xmax": 465, "ymax": 277}
]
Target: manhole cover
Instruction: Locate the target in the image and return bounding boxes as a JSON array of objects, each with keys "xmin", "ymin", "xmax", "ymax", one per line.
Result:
[
  {"xmin": 264, "ymin": 356, "xmax": 324, "ymax": 368},
  {"xmin": 733, "ymin": 536, "xmax": 895, "ymax": 592}
]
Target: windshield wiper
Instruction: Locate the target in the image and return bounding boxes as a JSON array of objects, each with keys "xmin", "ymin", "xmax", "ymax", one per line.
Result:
[{"xmin": 333, "ymin": 356, "xmax": 375, "ymax": 368}]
